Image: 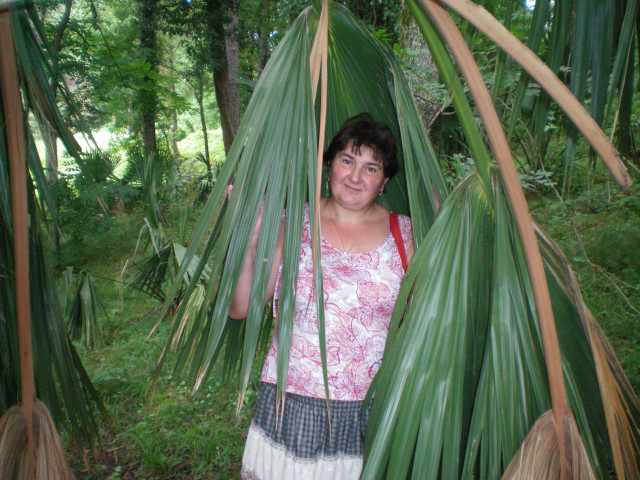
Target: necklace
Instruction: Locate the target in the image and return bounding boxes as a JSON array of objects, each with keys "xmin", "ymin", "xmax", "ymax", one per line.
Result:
[{"xmin": 327, "ymin": 199, "xmax": 374, "ymax": 254}]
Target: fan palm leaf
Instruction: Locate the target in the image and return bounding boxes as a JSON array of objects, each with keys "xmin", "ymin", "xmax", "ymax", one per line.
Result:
[
  {"xmin": 363, "ymin": 168, "xmax": 640, "ymax": 478},
  {"xmin": 63, "ymin": 270, "xmax": 104, "ymax": 349},
  {"xmin": 433, "ymin": 0, "xmax": 631, "ymax": 190},
  {"xmin": 365, "ymin": 1, "xmax": 638, "ymax": 477},
  {"xmin": 0, "ymin": 1, "xmax": 102, "ymax": 448},
  {"xmin": 493, "ymin": 0, "xmax": 639, "ymax": 180},
  {"xmin": 154, "ymin": 2, "xmax": 447, "ymax": 403}
]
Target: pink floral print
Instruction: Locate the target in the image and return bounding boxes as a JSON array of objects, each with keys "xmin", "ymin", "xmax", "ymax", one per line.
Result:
[{"xmin": 261, "ymin": 205, "xmax": 412, "ymax": 401}]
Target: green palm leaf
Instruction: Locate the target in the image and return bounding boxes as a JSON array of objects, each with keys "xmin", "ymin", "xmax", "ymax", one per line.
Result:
[
  {"xmin": 155, "ymin": 2, "xmax": 447, "ymax": 403},
  {"xmin": 63, "ymin": 270, "xmax": 104, "ymax": 349},
  {"xmin": 364, "ymin": 170, "xmax": 639, "ymax": 478},
  {"xmin": 497, "ymin": 0, "xmax": 637, "ymax": 183},
  {"xmin": 0, "ymin": 2, "xmax": 103, "ymax": 447}
]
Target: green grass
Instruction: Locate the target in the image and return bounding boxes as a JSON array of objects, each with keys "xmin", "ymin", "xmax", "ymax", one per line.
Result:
[
  {"xmin": 58, "ymin": 199, "xmax": 257, "ymax": 479},
  {"xmin": 530, "ymin": 181, "xmax": 640, "ymax": 393},
  {"xmin": 65, "ymin": 275, "xmax": 256, "ymax": 480}
]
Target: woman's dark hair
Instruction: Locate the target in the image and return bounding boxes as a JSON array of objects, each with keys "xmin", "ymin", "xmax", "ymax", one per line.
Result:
[{"xmin": 323, "ymin": 113, "xmax": 398, "ymax": 179}]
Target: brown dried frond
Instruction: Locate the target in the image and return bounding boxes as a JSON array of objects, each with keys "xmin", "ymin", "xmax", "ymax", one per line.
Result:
[
  {"xmin": 502, "ymin": 410, "xmax": 596, "ymax": 480},
  {"xmin": 0, "ymin": 399, "xmax": 74, "ymax": 480},
  {"xmin": 536, "ymin": 224, "xmax": 640, "ymax": 479}
]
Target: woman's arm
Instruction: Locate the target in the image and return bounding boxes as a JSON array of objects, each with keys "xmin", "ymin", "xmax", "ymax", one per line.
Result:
[
  {"xmin": 404, "ymin": 215, "xmax": 415, "ymax": 264},
  {"xmin": 406, "ymin": 239, "xmax": 415, "ymax": 263},
  {"xmin": 228, "ymin": 187, "xmax": 284, "ymax": 320}
]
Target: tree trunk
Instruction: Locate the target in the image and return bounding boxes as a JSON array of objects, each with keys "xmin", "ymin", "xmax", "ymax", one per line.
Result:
[
  {"xmin": 139, "ymin": 0, "xmax": 159, "ymax": 160},
  {"xmin": 258, "ymin": 0, "xmax": 271, "ymax": 72},
  {"xmin": 399, "ymin": 3, "xmax": 439, "ymax": 127},
  {"xmin": 45, "ymin": 0, "xmax": 73, "ymax": 178},
  {"xmin": 206, "ymin": 0, "xmax": 240, "ymax": 155},
  {"xmin": 170, "ymin": 93, "xmax": 180, "ymax": 160},
  {"xmin": 167, "ymin": 47, "xmax": 181, "ymax": 161},
  {"xmin": 45, "ymin": 0, "xmax": 73, "ymax": 261},
  {"xmin": 42, "ymin": 124, "xmax": 61, "ymax": 257},
  {"xmin": 197, "ymin": 82, "xmax": 213, "ymax": 180}
]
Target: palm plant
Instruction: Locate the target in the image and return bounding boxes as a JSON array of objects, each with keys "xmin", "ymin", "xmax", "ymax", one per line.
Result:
[
  {"xmin": 0, "ymin": 0, "xmax": 102, "ymax": 454},
  {"xmin": 123, "ymin": 152, "xmax": 212, "ymax": 349},
  {"xmin": 487, "ymin": 0, "xmax": 639, "ymax": 190},
  {"xmin": 59, "ymin": 268, "xmax": 105, "ymax": 349},
  {"xmin": 155, "ymin": 0, "xmax": 640, "ymax": 478}
]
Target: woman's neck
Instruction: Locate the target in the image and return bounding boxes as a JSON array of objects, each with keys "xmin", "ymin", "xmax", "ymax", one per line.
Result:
[
  {"xmin": 319, "ymin": 196, "xmax": 389, "ymax": 254},
  {"xmin": 322, "ymin": 196, "xmax": 376, "ymax": 225}
]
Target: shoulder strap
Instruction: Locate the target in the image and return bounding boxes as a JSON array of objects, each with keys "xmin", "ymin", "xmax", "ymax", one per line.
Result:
[{"xmin": 390, "ymin": 212, "xmax": 408, "ymax": 272}]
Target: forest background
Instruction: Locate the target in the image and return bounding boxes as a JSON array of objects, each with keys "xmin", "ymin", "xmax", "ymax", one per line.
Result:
[{"xmin": 4, "ymin": 0, "xmax": 640, "ymax": 478}]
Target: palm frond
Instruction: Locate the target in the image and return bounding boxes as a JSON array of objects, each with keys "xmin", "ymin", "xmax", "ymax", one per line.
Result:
[
  {"xmin": 503, "ymin": 0, "xmax": 550, "ymax": 139},
  {"xmin": 362, "ymin": 2, "xmax": 638, "ymax": 477},
  {"xmin": 126, "ymin": 242, "xmax": 173, "ymax": 301},
  {"xmin": 501, "ymin": 411, "xmax": 596, "ymax": 480},
  {"xmin": 364, "ymin": 170, "xmax": 640, "ymax": 478},
  {"xmin": 168, "ymin": 284, "xmax": 206, "ymax": 352},
  {"xmin": 0, "ymin": 2, "xmax": 103, "ymax": 447},
  {"xmin": 537, "ymin": 224, "xmax": 640, "ymax": 479},
  {"xmin": 75, "ymin": 150, "xmax": 121, "ymax": 184},
  {"xmin": 64, "ymin": 271, "xmax": 104, "ymax": 349},
  {"xmin": 0, "ymin": 399, "xmax": 74, "ymax": 480},
  {"xmin": 131, "ymin": 150, "xmax": 167, "ymax": 243},
  {"xmin": 434, "ymin": 0, "xmax": 631, "ymax": 190},
  {"xmin": 155, "ymin": 2, "xmax": 447, "ymax": 404}
]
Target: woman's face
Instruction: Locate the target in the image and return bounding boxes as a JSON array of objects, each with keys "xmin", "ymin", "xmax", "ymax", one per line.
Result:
[{"xmin": 328, "ymin": 143, "xmax": 389, "ymax": 211}]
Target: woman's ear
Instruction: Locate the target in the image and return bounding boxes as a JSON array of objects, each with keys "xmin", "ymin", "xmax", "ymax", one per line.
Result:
[
  {"xmin": 379, "ymin": 178, "xmax": 389, "ymax": 196},
  {"xmin": 325, "ymin": 159, "xmax": 333, "ymax": 181}
]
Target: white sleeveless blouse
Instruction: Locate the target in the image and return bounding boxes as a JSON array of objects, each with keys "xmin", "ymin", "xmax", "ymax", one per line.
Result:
[{"xmin": 260, "ymin": 204, "xmax": 412, "ymax": 401}]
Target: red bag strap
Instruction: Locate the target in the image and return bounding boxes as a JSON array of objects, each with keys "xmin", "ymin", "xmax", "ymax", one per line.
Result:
[{"xmin": 390, "ymin": 212, "xmax": 408, "ymax": 272}]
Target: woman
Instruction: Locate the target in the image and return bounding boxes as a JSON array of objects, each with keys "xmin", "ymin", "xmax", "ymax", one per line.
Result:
[{"xmin": 231, "ymin": 113, "xmax": 414, "ymax": 480}]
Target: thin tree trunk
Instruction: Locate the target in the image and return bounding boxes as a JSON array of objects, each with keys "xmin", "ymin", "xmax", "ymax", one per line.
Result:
[
  {"xmin": 44, "ymin": 0, "xmax": 72, "ymax": 260},
  {"xmin": 226, "ymin": 7, "xmax": 240, "ymax": 130},
  {"xmin": 170, "ymin": 96, "xmax": 180, "ymax": 160},
  {"xmin": 399, "ymin": 3, "xmax": 438, "ymax": 126},
  {"xmin": 197, "ymin": 82, "xmax": 212, "ymax": 180},
  {"xmin": 213, "ymin": 69, "xmax": 236, "ymax": 155},
  {"xmin": 206, "ymin": 0, "xmax": 240, "ymax": 155},
  {"xmin": 258, "ymin": 0, "xmax": 271, "ymax": 72},
  {"xmin": 52, "ymin": 0, "xmax": 73, "ymax": 52},
  {"xmin": 167, "ymin": 48, "xmax": 181, "ymax": 161},
  {"xmin": 139, "ymin": 0, "xmax": 158, "ymax": 160}
]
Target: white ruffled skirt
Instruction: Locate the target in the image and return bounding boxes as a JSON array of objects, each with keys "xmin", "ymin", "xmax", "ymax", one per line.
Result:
[{"xmin": 240, "ymin": 382, "xmax": 367, "ymax": 480}]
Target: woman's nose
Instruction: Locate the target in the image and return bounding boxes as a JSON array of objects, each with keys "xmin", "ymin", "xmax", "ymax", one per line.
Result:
[{"xmin": 349, "ymin": 167, "xmax": 362, "ymax": 182}]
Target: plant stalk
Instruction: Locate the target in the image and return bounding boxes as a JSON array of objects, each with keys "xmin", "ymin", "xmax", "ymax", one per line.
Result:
[
  {"xmin": 309, "ymin": 0, "xmax": 331, "ymax": 417},
  {"xmin": 418, "ymin": 0, "xmax": 571, "ymax": 474},
  {"xmin": 0, "ymin": 7, "xmax": 36, "ymax": 465},
  {"xmin": 435, "ymin": 0, "xmax": 631, "ymax": 191}
]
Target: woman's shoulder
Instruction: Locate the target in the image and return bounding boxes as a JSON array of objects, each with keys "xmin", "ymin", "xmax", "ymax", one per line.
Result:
[
  {"xmin": 391, "ymin": 211, "xmax": 412, "ymax": 226},
  {"xmin": 391, "ymin": 212, "xmax": 413, "ymax": 243},
  {"xmin": 394, "ymin": 212, "xmax": 411, "ymax": 222}
]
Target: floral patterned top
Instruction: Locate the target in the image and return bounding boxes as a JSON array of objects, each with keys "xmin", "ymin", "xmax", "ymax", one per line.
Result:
[{"xmin": 260, "ymin": 204, "xmax": 412, "ymax": 401}]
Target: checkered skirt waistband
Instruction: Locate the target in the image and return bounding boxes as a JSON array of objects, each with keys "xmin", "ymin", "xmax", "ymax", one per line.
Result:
[{"xmin": 251, "ymin": 382, "xmax": 369, "ymax": 459}]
